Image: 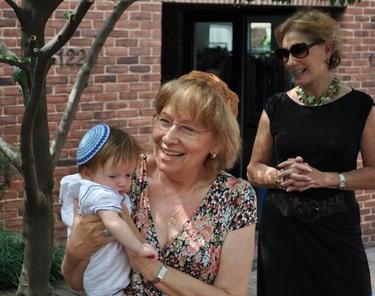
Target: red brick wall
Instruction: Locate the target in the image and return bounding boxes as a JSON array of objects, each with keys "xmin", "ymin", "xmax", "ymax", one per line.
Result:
[
  {"xmin": 1, "ymin": 0, "xmax": 375, "ymax": 245},
  {"xmin": 0, "ymin": 0, "xmax": 162, "ymax": 241},
  {"xmin": 337, "ymin": 3, "xmax": 375, "ymax": 245}
]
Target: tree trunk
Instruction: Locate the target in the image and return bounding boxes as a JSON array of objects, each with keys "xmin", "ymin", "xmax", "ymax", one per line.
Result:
[
  {"xmin": 0, "ymin": 1, "xmax": 126, "ymax": 294},
  {"xmin": 16, "ymin": 192, "xmax": 54, "ymax": 296},
  {"xmin": 16, "ymin": 3, "xmax": 56, "ymax": 293},
  {"xmin": 17, "ymin": 95, "xmax": 55, "ymax": 295}
]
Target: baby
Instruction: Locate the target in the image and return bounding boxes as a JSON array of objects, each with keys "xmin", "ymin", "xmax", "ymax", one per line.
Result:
[{"xmin": 60, "ymin": 124, "xmax": 157, "ymax": 296}]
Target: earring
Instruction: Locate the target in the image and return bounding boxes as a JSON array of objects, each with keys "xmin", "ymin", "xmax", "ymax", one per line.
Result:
[{"xmin": 210, "ymin": 152, "xmax": 217, "ymax": 160}]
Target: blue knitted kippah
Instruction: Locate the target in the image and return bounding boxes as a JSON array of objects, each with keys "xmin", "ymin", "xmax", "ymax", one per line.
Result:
[{"xmin": 76, "ymin": 124, "xmax": 110, "ymax": 166}]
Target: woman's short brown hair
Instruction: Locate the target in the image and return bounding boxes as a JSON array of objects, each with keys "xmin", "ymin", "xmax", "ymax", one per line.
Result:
[
  {"xmin": 274, "ymin": 9, "xmax": 342, "ymax": 69},
  {"xmin": 153, "ymin": 71, "xmax": 241, "ymax": 176}
]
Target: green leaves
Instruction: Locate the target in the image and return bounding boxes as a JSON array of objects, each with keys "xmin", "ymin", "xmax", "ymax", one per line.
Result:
[
  {"xmin": 0, "ymin": 54, "xmax": 32, "ymax": 85},
  {"xmin": 12, "ymin": 67, "xmax": 28, "ymax": 85},
  {"xmin": 63, "ymin": 11, "xmax": 73, "ymax": 21},
  {"xmin": 1, "ymin": 54, "xmax": 19, "ymax": 64},
  {"xmin": 0, "ymin": 229, "xmax": 22, "ymax": 289},
  {"xmin": 0, "ymin": 152, "xmax": 12, "ymax": 197},
  {"xmin": 0, "ymin": 228, "xmax": 65, "ymax": 290},
  {"xmin": 0, "ymin": 54, "xmax": 32, "ymax": 66}
]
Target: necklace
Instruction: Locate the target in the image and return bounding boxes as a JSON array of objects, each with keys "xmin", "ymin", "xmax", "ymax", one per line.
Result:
[
  {"xmin": 165, "ymin": 180, "xmax": 203, "ymax": 230},
  {"xmin": 296, "ymin": 77, "xmax": 340, "ymax": 106},
  {"xmin": 167, "ymin": 191, "xmax": 195, "ymax": 229},
  {"xmin": 167, "ymin": 206, "xmax": 185, "ymax": 228}
]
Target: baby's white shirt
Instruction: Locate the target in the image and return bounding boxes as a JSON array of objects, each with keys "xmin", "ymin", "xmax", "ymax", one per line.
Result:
[{"xmin": 59, "ymin": 174, "xmax": 132, "ymax": 296}]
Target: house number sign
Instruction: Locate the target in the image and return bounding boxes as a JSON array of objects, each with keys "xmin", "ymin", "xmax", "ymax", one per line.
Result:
[{"xmin": 57, "ymin": 48, "xmax": 87, "ymax": 65}]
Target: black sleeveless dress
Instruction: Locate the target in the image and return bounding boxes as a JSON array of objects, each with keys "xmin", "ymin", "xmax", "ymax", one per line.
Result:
[{"xmin": 257, "ymin": 90, "xmax": 374, "ymax": 296}]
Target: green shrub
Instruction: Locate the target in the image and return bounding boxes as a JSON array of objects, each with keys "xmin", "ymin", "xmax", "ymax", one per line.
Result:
[
  {"xmin": 0, "ymin": 228, "xmax": 65, "ymax": 290},
  {"xmin": 0, "ymin": 152, "xmax": 12, "ymax": 197}
]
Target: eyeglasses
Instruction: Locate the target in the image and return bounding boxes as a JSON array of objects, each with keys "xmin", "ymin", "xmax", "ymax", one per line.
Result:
[
  {"xmin": 275, "ymin": 41, "xmax": 321, "ymax": 64},
  {"xmin": 154, "ymin": 115, "xmax": 210, "ymax": 138}
]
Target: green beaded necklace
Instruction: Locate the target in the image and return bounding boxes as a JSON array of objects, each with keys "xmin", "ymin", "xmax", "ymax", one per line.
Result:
[{"xmin": 296, "ymin": 77, "xmax": 340, "ymax": 106}]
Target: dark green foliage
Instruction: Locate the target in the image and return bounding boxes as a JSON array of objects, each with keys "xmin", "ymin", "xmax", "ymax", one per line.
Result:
[
  {"xmin": 0, "ymin": 54, "xmax": 31, "ymax": 65},
  {"xmin": 0, "ymin": 228, "xmax": 65, "ymax": 290},
  {"xmin": 12, "ymin": 67, "xmax": 28, "ymax": 86},
  {"xmin": 50, "ymin": 246, "xmax": 65, "ymax": 283},
  {"xmin": 64, "ymin": 11, "xmax": 73, "ymax": 21},
  {"xmin": 0, "ymin": 229, "xmax": 23, "ymax": 290},
  {"xmin": 0, "ymin": 152, "xmax": 12, "ymax": 196},
  {"xmin": 0, "ymin": 53, "xmax": 32, "ymax": 86},
  {"xmin": 0, "ymin": 53, "xmax": 19, "ymax": 64}
]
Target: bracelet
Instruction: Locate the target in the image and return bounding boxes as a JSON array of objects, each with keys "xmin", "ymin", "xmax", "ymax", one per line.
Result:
[
  {"xmin": 338, "ymin": 173, "xmax": 346, "ymax": 190},
  {"xmin": 275, "ymin": 170, "xmax": 285, "ymax": 190}
]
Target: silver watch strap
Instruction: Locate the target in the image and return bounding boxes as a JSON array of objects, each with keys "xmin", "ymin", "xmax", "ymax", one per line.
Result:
[
  {"xmin": 338, "ymin": 173, "xmax": 346, "ymax": 190},
  {"xmin": 150, "ymin": 264, "xmax": 169, "ymax": 285}
]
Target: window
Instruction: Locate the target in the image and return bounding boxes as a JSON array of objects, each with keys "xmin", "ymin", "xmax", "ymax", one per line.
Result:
[{"xmin": 248, "ymin": 22, "xmax": 271, "ymax": 54}]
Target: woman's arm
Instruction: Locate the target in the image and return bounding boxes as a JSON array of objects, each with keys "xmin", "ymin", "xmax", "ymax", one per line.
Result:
[
  {"xmin": 247, "ymin": 111, "xmax": 281, "ymax": 188},
  {"xmin": 61, "ymin": 214, "xmax": 107, "ymax": 290},
  {"xmin": 61, "ymin": 243, "xmax": 89, "ymax": 291},
  {"xmin": 343, "ymin": 106, "xmax": 375, "ymax": 190},
  {"xmin": 128, "ymin": 225, "xmax": 256, "ymax": 296},
  {"xmin": 213, "ymin": 225, "xmax": 256, "ymax": 294}
]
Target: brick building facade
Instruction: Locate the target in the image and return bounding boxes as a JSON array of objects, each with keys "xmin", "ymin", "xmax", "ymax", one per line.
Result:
[{"xmin": 0, "ymin": 0, "xmax": 375, "ymax": 244}]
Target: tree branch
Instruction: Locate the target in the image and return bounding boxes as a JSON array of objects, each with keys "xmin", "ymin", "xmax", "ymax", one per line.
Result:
[
  {"xmin": 36, "ymin": 0, "xmax": 94, "ymax": 59},
  {"xmin": 0, "ymin": 137, "xmax": 22, "ymax": 174},
  {"xmin": 0, "ymin": 39, "xmax": 32, "ymax": 103},
  {"xmin": 0, "ymin": 40, "xmax": 29, "ymax": 71},
  {"xmin": 0, "ymin": 55, "xmax": 29, "ymax": 71},
  {"xmin": 15, "ymin": 68, "xmax": 31, "ymax": 105},
  {"xmin": 50, "ymin": 0, "xmax": 137, "ymax": 168},
  {"xmin": 20, "ymin": 57, "xmax": 49, "ymax": 200}
]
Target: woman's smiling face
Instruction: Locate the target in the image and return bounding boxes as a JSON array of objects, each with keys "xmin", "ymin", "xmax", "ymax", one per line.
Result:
[
  {"xmin": 282, "ymin": 31, "xmax": 330, "ymax": 89},
  {"xmin": 152, "ymin": 105, "xmax": 217, "ymax": 178}
]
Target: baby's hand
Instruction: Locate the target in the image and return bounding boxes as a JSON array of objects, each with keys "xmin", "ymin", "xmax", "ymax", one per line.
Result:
[{"xmin": 138, "ymin": 243, "xmax": 158, "ymax": 260}]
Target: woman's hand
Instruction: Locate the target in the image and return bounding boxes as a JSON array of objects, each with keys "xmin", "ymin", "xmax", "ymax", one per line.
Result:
[
  {"xmin": 66, "ymin": 214, "xmax": 107, "ymax": 260},
  {"xmin": 127, "ymin": 251, "xmax": 160, "ymax": 282},
  {"xmin": 277, "ymin": 157, "xmax": 327, "ymax": 192}
]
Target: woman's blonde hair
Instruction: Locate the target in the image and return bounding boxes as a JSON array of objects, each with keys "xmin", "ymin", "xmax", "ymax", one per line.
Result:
[
  {"xmin": 153, "ymin": 70, "xmax": 241, "ymax": 176},
  {"xmin": 275, "ymin": 9, "xmax": 342, "ymax": 69}
]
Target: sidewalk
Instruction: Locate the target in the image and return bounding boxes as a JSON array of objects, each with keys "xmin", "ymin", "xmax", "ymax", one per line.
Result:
[
  {"xmin": 1, "ymin": 247, "xmax": 374, "ymax": 296},
  {"xmin": 367, "ymin": 246, "xmax": 375, "ymax": 295},
  {"xmin": 248, "ymin": 245, "xmax": 375, "ymax": 296}
]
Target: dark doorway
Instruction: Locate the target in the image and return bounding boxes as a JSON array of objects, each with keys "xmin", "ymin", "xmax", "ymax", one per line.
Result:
[
  {"xmin": 161, "ymin": 4, "xmax": 344, "ymax": 218},
  {"xmin": 162, "ymin": 4, "xmax": 294, "ymax": 179}
]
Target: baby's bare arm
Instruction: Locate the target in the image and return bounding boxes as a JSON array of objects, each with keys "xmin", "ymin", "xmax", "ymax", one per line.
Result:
[{"xmin": 98, "ymin": 210, "xmax": 157, "ymax": 258}]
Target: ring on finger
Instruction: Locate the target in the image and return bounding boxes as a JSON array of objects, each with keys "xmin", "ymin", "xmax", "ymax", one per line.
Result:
[
  {"xmin": 275, "ymin": 170, "xmax": 285, "ymax": 190},
  {"xmin": 103, "ymin": 228, "xmax": 111, "ymax": 238}
]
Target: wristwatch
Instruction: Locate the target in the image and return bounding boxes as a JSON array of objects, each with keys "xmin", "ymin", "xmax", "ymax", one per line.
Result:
[
  {"xmin": 338, "ymin": 173, "xmax": 346, "ymax": 190},
  {"xmin": 150, "ymin": 264, "xmax": 169, "ymax": 285}
]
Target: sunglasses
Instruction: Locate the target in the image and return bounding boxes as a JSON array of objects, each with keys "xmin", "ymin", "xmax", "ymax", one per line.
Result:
[{"xmin": 275, "ymin": 41, "xmax": 321, "ymax": 63}]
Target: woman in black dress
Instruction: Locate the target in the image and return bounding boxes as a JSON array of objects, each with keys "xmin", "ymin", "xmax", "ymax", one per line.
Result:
[{"xmin": 247, "ymin": 9, "xmax": 375, "ymax": 296}]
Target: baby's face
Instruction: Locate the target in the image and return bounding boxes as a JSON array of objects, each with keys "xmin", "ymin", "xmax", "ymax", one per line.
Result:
[{"xmin": 88, "ymin": 157, "xmax": 136, "ymax": 196}]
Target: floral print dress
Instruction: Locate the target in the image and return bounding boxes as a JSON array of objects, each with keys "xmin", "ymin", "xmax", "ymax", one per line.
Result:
[{"xmin": 124, "ymin": 154, "xmax": 257, "ymax": 295}]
